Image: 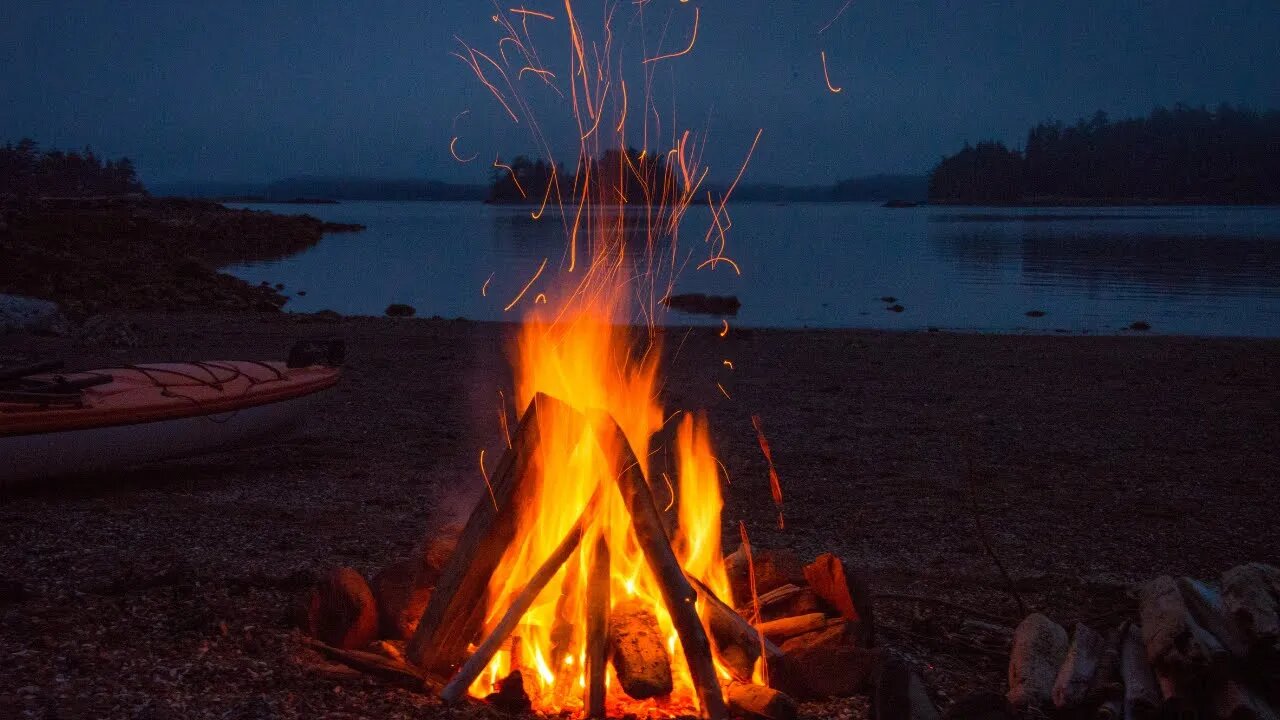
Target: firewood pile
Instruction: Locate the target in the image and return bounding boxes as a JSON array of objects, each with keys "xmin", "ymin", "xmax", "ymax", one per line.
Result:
[{"xmin": 1006, "ymin": 564, "xmax": 1280, "ymax": 720}]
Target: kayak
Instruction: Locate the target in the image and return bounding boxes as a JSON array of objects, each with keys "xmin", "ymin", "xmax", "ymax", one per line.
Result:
[{"xmin": 1, "ymin": 360, "xmax": 340, "ymax": 487}]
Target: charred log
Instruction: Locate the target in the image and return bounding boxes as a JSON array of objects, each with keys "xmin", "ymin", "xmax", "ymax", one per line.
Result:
[{"xmin": 724, "ymin": 681, "xmax": 799, "ymax": 720}]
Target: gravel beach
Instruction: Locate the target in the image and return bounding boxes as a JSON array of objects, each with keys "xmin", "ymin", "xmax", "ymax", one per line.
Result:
[{"xmin": 2, "ymin": 313, "xmax": 1278, "ymax": 719}]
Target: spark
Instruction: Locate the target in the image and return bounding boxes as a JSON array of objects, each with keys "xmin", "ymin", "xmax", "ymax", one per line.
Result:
[
  {"xmin": 820, "ymin": 51, "xmax": 843, "ymax": 93},
  {"xmin": 493, "ymin": 156, "xmax": 528, "ymax": 198},
  {"xmin": 504, "ymin": 257, "xmax": 547, "ymax": 311},
  {"xmin": 481, "ymin": 272, "xmax": 494, "ymax": 296},
  {"xmin": 716, "ymin": 382, "xmax": 731, "ymax": 399},
  {"xmin": 518, "ymin": 66, "xmax": 557, "ymax": 81},
  {"xmin": 722, "ymin": 360, "xmax": 734, "ymax": 370},
  {"xmin": 479, "ymin": 449, "xmax": 498, "ymax": 511},
  {"xmin": 498, "ymin": 390, "xmax": 512, "ymax": 448},
  {"xmin": 643, "ymin": 7, "xmax": 699, "ymax": 64},
  {"xmin": 752, "ymin": 414, "xmax": 786, "ymax": 530},
  {"xmin": 661, "ymin": 471, "xmax": 676, "ymax": 512},
  {"xmin": 819, "ymin": 0, "xmax": 855, "ymax": 34},
  {"xmin": 449, "ymin": 136, "xmax": 478, "ymax": 163},
  {"xmin": 509, "ymin": 6, "xmax": 555, "ymax": 20},
  {"xmin": 697, "ymin": 255, "xmax": 741, "ymax": 275},
  {"xmin": 534, "ymin": 292, "xmax": 548, "ymax": 304},
  {"xmin": 719, "ymin": 319, "xmax": 729, "ymax": 337}
]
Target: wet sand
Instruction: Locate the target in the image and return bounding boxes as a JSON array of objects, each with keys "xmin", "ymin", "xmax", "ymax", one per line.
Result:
[{"xmin": 2, "ymin": 313, "xmax": 1278, "ymax": 718}]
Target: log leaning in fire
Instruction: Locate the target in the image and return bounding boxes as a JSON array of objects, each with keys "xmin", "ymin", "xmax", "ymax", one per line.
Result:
[
  {"xmin": 585, "ymin": 536, "xmax": 610, "ymax": 718},
  {"xmin": 724, "ymin": 681, "xmax": 798, "ymax": 720},
  {"xmin": 1222, "ymin": 564, "xmax": 1280, "ymax": 655},
  {"xmin": 407, "ymin": 393, "xmax": 554, "ymax": 674},
  {"xmin": 438, "ymin": 483, "xmax": 604, "ymax": 704},
  {"xmin": 804, "ymin": 553, "xmax": 875, "ymax": 647},
  {"xmin": 1007, "ymin": 613, "xmax": 1068, "ymax": 711},
  {"xmin": 1121, "ymin": 623, "xmax": 1162, "ymax": 720},
  {"xmin": 1053, "ymin": 622, "xmax": 1105, "ymax": 710},
  {"xmin": 1178, "ymin": 576, "xmax": 1250, "ymax": 659},
  {"xmin": 609, "ymin": 597, "xmax": 674, "ymax": 699},
  {"xmin": 601, "ymin": 412, "xmax": 728, "ymax": 720},
  {"xmin": 1140, "ymin": 575, "xmax": 1229, "ymax": 681},
  {"xmin": 687, "ymin": 574, "xmax": 783, "ymax": 682}
]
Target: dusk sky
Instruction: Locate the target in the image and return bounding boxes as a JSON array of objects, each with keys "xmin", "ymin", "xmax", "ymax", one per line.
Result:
[{"xmin": 4, "ymin": 1, "xmax": 1278, "ymax": 186}]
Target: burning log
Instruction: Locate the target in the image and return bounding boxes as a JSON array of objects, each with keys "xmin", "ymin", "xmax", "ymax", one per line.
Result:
[
  {"xmin": 1140, "ymin": 575, "xmax": 1230, "ymax": 681},
  {"xmin": 804, "ymin": 553, "xmax": 875, "ymax": 647},
  {"xmin": 601, "ymin": 412, "xmax": 728, "ymax": 719},
  {"xmin": 1178, "ymin": 577, "xmax": 1250, "ymax": 659},
  {"xmin": 608, "ymin": 597, "xmax": 675, "ymax": 699},
  {"xmin": 438, "ymin": 483, "xmax": 604, "ymax": 704},
  {"xmin": 1211, "ymin": 679, "xmax": 1280, "ymax": 720},
  {"xmin": 485, "ymin": 670, "xmax": 533, "ymax": 714},
  {"xmin": 407, "ymin": 393, "xmax": 553, "ymax": 674},
  {"xmin": 757, "ymin": 613, "xmax": 829, "ymax": 643},
  {"xmin": 1053, "ymin": 622, "xmax": 1105, "ymax": 710},
  {"xmin": 1222, "ymin": 564, "xmax": 1280, "ymax": 655},
  {"xmin": 585, "ymin": 536, "xmax": 610, "ymax": 718},
  {"xmin": 1121, "ymin": 623, "xmax": 1162, "ymax": 720},
  {"xmin": 1007, "ymin": 613, "xmax": 1068, "ymax": 711},
  {"xmin": 724, "ymin": 680, "xmax": 799, "ymax": 720}
]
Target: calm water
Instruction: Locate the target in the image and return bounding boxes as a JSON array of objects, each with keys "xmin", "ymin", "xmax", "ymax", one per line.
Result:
[{"xmin": 224, "ymin": 202, "xmax": 1280, "ymax": 336}]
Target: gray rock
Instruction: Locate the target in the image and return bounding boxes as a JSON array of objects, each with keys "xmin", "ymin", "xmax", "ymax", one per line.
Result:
[{"xmin": 0, "ymin": 294, "xmax": 69, "ymax": 335}]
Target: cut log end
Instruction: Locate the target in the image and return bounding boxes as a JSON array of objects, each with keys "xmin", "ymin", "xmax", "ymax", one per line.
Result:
[{"xmin": 609, "ymin": 598, "xmax": 675, "ymax": 700}]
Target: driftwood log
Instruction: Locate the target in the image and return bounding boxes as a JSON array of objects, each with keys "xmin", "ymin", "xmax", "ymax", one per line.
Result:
[
  {"xmin": 407, "ymin": 394, "xmax": 554, "ymax": 674},
  {"xmin": 874, "ymin": 656, "xmax": 940, "ymax": 720},
  {"xmin": 608, "ymin": 597, "xmax": 674, "ymax": 700},
  {"xmin": 1140, "ymin": 575, "xmax": 1229, "ymax": 682},
  {"xmin": 1121, "ymin": 623, "xmax": 1161, "ymax": 720},
  {"xmin": 1212, "ymin": 679, "xmax": 1280, "ymax": 720},
  {"xmin": 303, "ymin": 637, "xmax": 429, "ymax": 688},
  {"xmin": 1178, "ymin": 576, "xmax": 1249, "ymax": 659},
  {"xmin": 1053, "ymin": 622, "xmax": 1105, "ymax": 710},
  {"xmin": 600, "ymin": 412, "xmax": 727, "ymax": 719},
  {"xmin": 1222, "ymin": 564, "xmax": 1280, "ymax": 655},
  {"xmin": 1007, "ymin": 613, "xmax": 1068, "ymax": 711},
  {"xmin": 439, "ymin": 484, "xmax": 604, "ymax": 704},
  {"xmin": 585, "ymin": 536, "xmax": 610, "ymax": 718},
  {"xmin": 724, "ymin": 681, "xmax": 798, "ymax": 720}
]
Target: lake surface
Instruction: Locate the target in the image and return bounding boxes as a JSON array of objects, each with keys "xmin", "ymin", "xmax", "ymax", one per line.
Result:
[{"xmin": 224, "ymin": 201, "xmax": 1280, "ymax": 337}]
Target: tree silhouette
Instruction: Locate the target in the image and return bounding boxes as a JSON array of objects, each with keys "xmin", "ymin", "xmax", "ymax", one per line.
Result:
[
  {"xmin": 929, "ymin": 104, "xmax": 1280, "ymax": 204},
  {"xmin": 0, "ymin": 139, "xmax": 146, "ymax": 197}
]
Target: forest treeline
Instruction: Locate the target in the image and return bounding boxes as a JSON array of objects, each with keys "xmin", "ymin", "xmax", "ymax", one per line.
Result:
[
  {"xmin": 929, "ymin": 104, "xmax": 1280, "ymax": 204},
  {"xmin": 1, "ymin": 139, "xmax": 146, "ymax": 197},
  {"xmin": 487, "ymin": 149, "xmax": 926, "ymax": 204}
]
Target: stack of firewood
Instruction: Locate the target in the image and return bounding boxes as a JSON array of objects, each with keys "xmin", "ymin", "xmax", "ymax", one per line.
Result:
[{"xmin": 1008, "ymin": 563, "xmax": 1280, "ymax": 720}]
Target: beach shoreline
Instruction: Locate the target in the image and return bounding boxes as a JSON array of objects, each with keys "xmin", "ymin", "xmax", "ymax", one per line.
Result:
[{"xmin": 2, "ymin": 312, "xmax": 1279, "ymax": 717}]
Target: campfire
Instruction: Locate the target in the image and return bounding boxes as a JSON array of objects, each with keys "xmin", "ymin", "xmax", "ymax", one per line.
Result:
[{"xmin": 298, "ymin": 3, "xmax": 884, "ymax": 718}]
